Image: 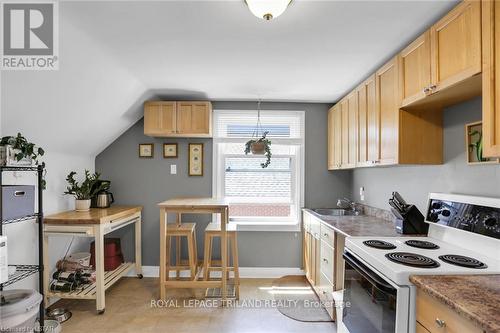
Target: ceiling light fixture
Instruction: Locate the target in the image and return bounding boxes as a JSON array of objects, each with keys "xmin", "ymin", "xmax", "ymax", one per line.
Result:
[{"xmin": 245, "ymin": 0, "xmax": 292, "ymax": 21}]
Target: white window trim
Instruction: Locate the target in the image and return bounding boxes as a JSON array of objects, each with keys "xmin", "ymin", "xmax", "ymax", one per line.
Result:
[{"xmin": 212, "ymin": 109, "xmax": 305, "ymax": 232}]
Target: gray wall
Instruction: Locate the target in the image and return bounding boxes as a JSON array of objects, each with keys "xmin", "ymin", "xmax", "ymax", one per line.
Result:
[
  {"xmin": 352, "ymin": 97, "xmax": 500, "ymax": 212},
  {"xmin": 95, "ymin": 101, "xmax": 351, "ymax": 267}
]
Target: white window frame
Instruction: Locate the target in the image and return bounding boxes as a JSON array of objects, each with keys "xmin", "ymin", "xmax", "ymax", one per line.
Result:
[{"xmin": 212, "ymin": 110, "xmax": 305, "ymax": 232}]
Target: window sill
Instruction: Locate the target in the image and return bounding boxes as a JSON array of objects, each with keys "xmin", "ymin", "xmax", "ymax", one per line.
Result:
[{"xmin": 231, "ymin": 221, "xmax": 301, "ymax": 232}]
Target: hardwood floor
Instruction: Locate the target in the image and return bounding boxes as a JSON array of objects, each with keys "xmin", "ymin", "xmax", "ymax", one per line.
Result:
[{"xmin": 53, "ymin": 277, "xmax": 337, "ymax": 333}]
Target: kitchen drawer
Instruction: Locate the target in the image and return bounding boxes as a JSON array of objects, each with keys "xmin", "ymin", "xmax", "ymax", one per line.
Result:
[
  {"xmin": 318, "ymin": 271, "xmax": 335, "ymax": 320},
  {"xmin": 320, "ymin": 240, "xmax": 334, "ymax": 284},
  {"xmin": 416, "ymin": 290, "xmax": 483, "ymax": 333},
  {"xmin": 320, "ymin": 224, "xmax": 335, "ymax": 248}
]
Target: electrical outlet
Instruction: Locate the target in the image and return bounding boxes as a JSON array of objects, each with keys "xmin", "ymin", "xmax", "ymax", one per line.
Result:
[
  {"xmin": 170, "ymin": 164, "xmax": 177, "ymax": 175},
  {"xmin": 359, "ymin": 186, "xmax": 365, "ymax": 201}
]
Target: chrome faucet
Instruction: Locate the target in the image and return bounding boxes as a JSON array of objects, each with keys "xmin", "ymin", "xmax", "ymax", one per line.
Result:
[{"xmin": 337, "ymin": 198, "xmax": 362, "ymax": 215}]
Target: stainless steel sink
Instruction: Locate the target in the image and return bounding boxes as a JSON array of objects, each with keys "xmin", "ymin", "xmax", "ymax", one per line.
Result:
[{"xmin": 312, "ymin": 208, "xmax": 358, "ymax": 216}]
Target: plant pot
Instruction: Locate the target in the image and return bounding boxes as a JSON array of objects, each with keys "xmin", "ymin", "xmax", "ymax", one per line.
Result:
[
  {"xmin": 0, "ymin": 145, "xmax": 33, "ymax": 167},
  {"xmin": 250, "ymin": 142, "xmax": 266, "ymax": 155},
  {"xmin": 75, "ymin": 199, "xmax": 91, "ymax": 212}
]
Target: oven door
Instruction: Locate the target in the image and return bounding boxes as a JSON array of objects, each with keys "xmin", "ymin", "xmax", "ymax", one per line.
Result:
[{"xmin": 342, "ymin": 251, "xmax": 409, "ymax": 333}]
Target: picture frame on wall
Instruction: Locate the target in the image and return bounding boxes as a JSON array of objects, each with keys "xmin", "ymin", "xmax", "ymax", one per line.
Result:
[
  {"xmin": 163, "ymin": 143, "xmax": 178, "ymax": 158},
  {"xmin": 139, "ymin": 143, "xmax": 154, "ymax": 158},
  {"xmin": 188, "ymin": 143, "xmax": 203, "ymax": 176}
]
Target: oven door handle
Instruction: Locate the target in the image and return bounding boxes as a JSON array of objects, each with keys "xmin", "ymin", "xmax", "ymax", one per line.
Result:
[{"xmin": 343, "ymin": 251, "xmax": 397, "ymax": 295}]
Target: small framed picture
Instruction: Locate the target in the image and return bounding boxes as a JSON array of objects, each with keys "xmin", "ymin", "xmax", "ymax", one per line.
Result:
[
  {"xmin": 163, "ymin": 143, "xmax": 178, "ymax": 158},
  {"xmin": 139, "ymin": 143, "xmax": 154, "ymax": 158},
  {"xmin": 188, "ymin": 143, "xmax": 203, "ymax": 176}
]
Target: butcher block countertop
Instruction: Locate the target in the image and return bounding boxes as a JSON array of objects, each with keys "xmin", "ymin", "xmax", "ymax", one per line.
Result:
[
  {"xmin": 410, "ymin": 275, "xmax": 500, "ymax": 333},
  {"xmin": 44, "ymin": 206, "xmax": 142, "ymax": 225},
  {"xmin": 158, "ymin": 197, "xmax": 230, "ymax": 209}
]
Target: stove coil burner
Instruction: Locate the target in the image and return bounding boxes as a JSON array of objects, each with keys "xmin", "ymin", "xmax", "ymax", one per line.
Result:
[
  {"xmin": 363, "ymin": 240, "xmax": 397, "ymax": 250},
  {"xmin": 385, "ymin": 252, "xmax": 440, "ymax": 268},
  {"xmin": 405, "ymin": 240, "xmax": 440, "ymax": 250},
  {"xmin": 438, "ymin": 254, "xmax": 488, "ymax": 269}
]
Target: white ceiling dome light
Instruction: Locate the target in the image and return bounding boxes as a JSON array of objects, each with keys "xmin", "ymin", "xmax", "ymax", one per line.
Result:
[{"xmin": 245, "ymin": 0, "xmax": 293, "ymax": 21}]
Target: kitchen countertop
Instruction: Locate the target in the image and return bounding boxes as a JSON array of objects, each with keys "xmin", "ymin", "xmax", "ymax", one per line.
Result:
[
  {"xmin": 303, "ymin": 208, "xmax": 401, "ymax": 237},
  {"xmin": 44, "ymin": 206, "xmax": 142, "ymax": 224},
  {"xmin": 410, "ymin": 275, "xmax": 500, "ymax": 333}
]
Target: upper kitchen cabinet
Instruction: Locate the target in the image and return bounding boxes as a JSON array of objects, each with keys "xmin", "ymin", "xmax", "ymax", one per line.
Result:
[
  {"xmin": 144, "ymin": 101, "xmax": 212, "ymax": 137},
  {"xmin": 327, "ymin": 104, "xmax": 343, "ymax": 170},
  {"xmin": 399, "ymin": 31, "xmax": 432, "ymax": 108},
  {"xmin": 356, "ymin": 75, "xmax": 378, "ymax": 167},
  {"xmin": 144, "ymin": 101, "xmax": 177, "ymax": 136},
  {"xmin": 376, "ymin": 57, "xmax": 400, "ymax": 165},
  {"xmin": 176, "ymin": 101, "xmax": 212, "ymax": 136},
  {"xmin": 400, "ymin": 1, "xmax": 482, "ymax": 110},
  {"xmin": 431, "ymin": 0, "xmax": 481, "ymax": 92},
  {"xmin": 339, "ymin": 95, "xmax": 357, "ymax": 169},
  {"xmin": 482, "ymin": 0, "xmax": 500, "ymax": 158},
  {"xmin": 327, "ymin": 106, "xmax": 336, "ymax": 170},
  {"xmin": 377, "ymin": 57, "xmax": 443, "ymax": 166}
]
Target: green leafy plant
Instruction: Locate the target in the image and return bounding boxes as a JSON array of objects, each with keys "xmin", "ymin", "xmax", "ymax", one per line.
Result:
[
  {"xmin": 1, "ymin": 133, "xmax": 47, "ymax": 189},
  {"xmin": 0, "ymin": 133, "xmax": 45, "ymax": 162},
  {"xmin": 469, "ymin": 130, "xmax": 486, "ymax": 162},
  {"xmin": 64, "ymin": 170, "xmax": 106, "ymax": 200},
  {"xmin": 244, "ymin": 131, "xmax": 272, "ymax": 168}
]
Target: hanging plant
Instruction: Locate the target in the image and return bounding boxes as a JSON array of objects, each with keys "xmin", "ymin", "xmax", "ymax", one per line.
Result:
[
  {"xmin": 469, "ymin": 130, "xmax": 486, "ymax": 162},
  {"xmin": 243, "ymin": 101, "xmax": 272, "ymax": 168},
  {"xmin": 245, "ymin": 131, "xmax": 272, "ymax": 168}
]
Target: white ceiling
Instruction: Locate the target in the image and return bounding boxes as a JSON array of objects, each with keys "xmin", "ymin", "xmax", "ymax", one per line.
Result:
[
  {"xmin": 64, "ymin": 0, "xmax": 458, "ymax": 103},
  {"xmin": 1, "ymin": 0, "xmax": 460, "ymax": 157}
]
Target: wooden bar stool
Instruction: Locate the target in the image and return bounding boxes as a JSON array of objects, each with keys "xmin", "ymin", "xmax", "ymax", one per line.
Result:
[
  {"xmin": 166, "ymin": 223, "xmax": 198, "ymax": 280},
  {"xmin": 203, "ymin": 223, "xmax": 240, "ymax": 299}
]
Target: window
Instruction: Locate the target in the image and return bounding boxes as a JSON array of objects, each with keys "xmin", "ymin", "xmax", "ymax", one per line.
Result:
[{"xmin": 213, "ymin": 110, "xmax": 305, "ymax": 230}]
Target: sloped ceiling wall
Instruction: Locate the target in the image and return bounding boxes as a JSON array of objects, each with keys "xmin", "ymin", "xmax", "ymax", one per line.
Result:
[{"xmin": 1, "ymin": 3, "xmax": 148, "ymax": 156}]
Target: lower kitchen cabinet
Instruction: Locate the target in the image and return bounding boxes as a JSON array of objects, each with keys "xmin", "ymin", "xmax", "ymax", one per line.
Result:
[
  {"xmin": 482, "ymin": 0, "xmax": 500, "ymax": 158},
  {"xmin": 416, "ymin": 290, "xmax": 483, "ymax": 333},
  {"xmin": 303, "ymin": 211, "xmax": 344, "ymax": 321}
]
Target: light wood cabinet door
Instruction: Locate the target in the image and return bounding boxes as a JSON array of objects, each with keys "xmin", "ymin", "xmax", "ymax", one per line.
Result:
[
  {"xmin": 340, "ymin": 99, "xmax": 349, "ymax": 167},
  {"xmin": 400, "ymin": 31, "xmax": 432, "ymax": 107},
  {"xmin": 347, "ymin": 92, "xmax": 358, "ymax": 168},
  {"xmin": 430, "ymin": 0, "xmax": 481, "ymax": 92},
  {"xmin": 333, "ymin": 106, "xmax": 342, "ymax": 169},
  {"xmin": 357, "ymin": 75, "xmax": 378, "ymax": 166},
  {"xmin": 376, "ymin": 57, "xmax": 400, "ymax": 165},
  {"xmin": 144, "ymin": 101, "xmax": 176, "ymax": 136},
  {"xmin": 176, "ymin": 101, "xmax": 212, "ymax": 136},
  {"xmin": 483, "ymin": 0, "xmax": 500, "ymax": 158},
  {"xmin": 327, "ymin": 107, "xmax": 335, "ymax": 170}
]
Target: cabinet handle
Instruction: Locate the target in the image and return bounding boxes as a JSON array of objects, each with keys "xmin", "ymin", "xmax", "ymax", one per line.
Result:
[
  {"xmin": 430, "ymin": 84, "xmax": 437, "ymax": 90},
  {"xmin": 323, "ymin": 258, "xmax": 328, "ymax": 263},
  {"xmin": 435, "ymin": 318, "xmax": 446, "ymax": 328},
  {"xmin": 423, "ymin": 87, "xmax": 431, "ymax": 93},
  {"xmin": 323, "ymin": 233, "xmax": 329, "ymax": 237},
  {"xmin": 322, "ymin": 291, "xmax": 327, "ymax": 295}
]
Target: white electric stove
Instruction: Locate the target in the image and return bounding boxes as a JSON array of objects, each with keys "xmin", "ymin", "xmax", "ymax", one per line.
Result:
[{"xmin": 337, "ymin": 193, "xmax": 500, "ymax": 333}]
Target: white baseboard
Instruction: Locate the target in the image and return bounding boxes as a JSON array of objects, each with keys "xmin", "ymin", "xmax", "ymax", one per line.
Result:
[{"xmin": 127, "ymin": 266, "xmax": 304, "ymax": 279}]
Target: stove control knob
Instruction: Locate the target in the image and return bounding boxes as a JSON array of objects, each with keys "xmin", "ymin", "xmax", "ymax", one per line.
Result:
[
  {"xmin": 484, "ymin": 216, "xmax": 497, "ymax": 228},
  {"xmin": 432, "ymin": 202, "xmax": 442, "ymax": 209},
  {"xmin": 435, "ymin": 318, "xmax": 446, "ymax": 328},
  {"xmin": 441, "ymin": 209, "xmax": 451, "ymax": 217}
]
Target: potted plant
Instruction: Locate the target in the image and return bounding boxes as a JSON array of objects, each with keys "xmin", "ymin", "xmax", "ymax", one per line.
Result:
[
  {"xmin": 0, "ymin": 133, "xmax": 45, "ymax": 166},
  {"xmin": 64, "ymin": 170, "xmax": 106, "ymax": 211},
  {"xmin": 244, "ymin": 131, "xmax": 272, "ymax": 168},
  {"xmin": 469, "ymin": 130, "xmax": 486, "ymax": 162}
]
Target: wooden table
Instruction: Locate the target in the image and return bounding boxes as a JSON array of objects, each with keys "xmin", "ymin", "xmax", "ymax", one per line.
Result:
[
  {"xmin": 158, "ymin": 197, "xmax": 230, "ymax": 302},
  {"xmin": 43, "ymin": 206, "xmax": 143, "ymax": 314}
]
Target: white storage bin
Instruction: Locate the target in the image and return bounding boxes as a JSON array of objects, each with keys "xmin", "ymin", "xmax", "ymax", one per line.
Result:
[{"xmin": 0, "ymin": 289, "xmax": 42, "ymax": 333}]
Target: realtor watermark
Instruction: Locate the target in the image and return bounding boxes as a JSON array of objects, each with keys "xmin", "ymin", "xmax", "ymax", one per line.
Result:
[
  {"xmin": 151, "ymin": 299, "xmax": 351, "ymax": 309},
  {"xmin": 0, "ymin": 1, "xmax": 59, "ymax": 70}
]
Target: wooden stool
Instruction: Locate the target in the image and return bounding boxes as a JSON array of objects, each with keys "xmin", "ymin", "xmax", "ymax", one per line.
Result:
[
  {"xmin": 166, "ymin": 223, "xmax": 198, "ymax": 280},
  {"xmin": 203, "ymin": 223, "xmax": 240, "ymax": 299}
]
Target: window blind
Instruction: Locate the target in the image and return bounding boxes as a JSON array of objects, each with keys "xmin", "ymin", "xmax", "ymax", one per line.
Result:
[{"xmin": 214, "ymin": 110, "xmax": 304, "ymax": 139}]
